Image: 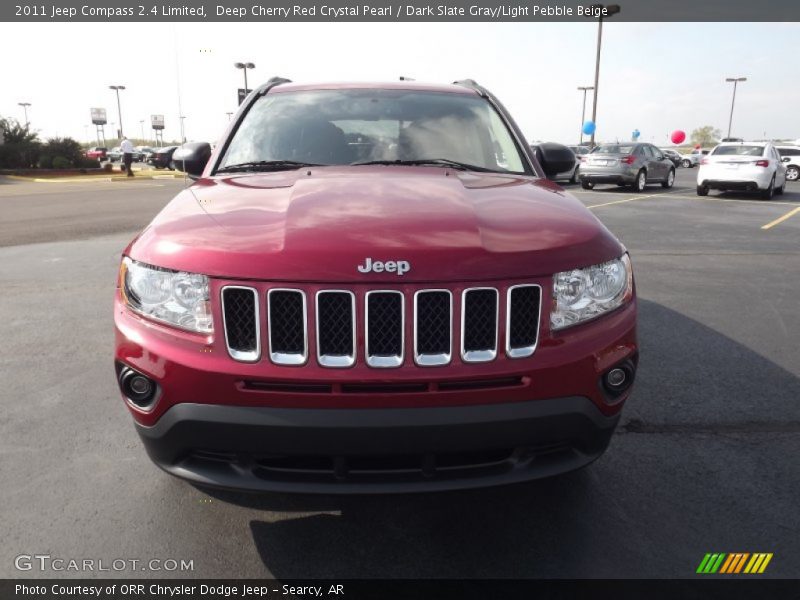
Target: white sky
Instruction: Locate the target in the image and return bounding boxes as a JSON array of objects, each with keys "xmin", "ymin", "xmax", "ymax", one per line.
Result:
[{"xmin": 1, "ymin": 21, "xmax": 799, "ymax": 146}]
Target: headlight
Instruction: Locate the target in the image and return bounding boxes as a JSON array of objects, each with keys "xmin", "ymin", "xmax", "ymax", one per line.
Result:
[
  {"xmin": 120, "ymin": 258, "xmax": 213, "ymax": 333},
  {"xmin": 551, "ymin": 254, "xmax": 633, "ymax": 331}
]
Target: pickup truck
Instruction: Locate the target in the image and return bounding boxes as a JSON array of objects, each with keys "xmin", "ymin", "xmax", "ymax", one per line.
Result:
[{"xmin": 84, "ymin": 146, "xmax": 107, "ymax": 161}]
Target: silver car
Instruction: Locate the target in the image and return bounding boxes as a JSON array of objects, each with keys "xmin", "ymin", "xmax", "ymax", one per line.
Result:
[{"xmin": 579, "ymin": 143, "xmax": 675, "ymax": 192}]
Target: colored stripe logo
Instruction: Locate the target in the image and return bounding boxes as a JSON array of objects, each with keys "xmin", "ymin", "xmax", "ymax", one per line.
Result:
[{"xmin": 697, "ymin": 553, "xmax": 773, "ymax": 574}]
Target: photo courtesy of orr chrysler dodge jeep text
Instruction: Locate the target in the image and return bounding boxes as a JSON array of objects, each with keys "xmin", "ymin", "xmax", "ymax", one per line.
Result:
[{"xmin": 114, "ymin": 78, "xmax": 638, "ymax": 493}]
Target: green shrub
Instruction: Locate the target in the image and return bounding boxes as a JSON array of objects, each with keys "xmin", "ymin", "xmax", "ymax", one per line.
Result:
[
  {"xmin": 38, "ymin": 154, "xmax": 53, "ymax": 169},
  {"xmin": 52, "ymin": 156, "xmax": 72, "ymax": 169},
  {"xmin": 0, "ymin": 117, "xmax": 42, "ymax": 168},
  {"xmin": 39, "ymin": 137, "xmax": 84, "ymax": 168},
  {"xmin": 76, "ymin": 156, "xmax": 100, "ymax": 169}
]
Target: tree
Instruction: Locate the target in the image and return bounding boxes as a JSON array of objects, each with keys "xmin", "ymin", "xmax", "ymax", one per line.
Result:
[
  {"xmin": 0, "ymin": 117, "xmax": 41, "ymax": 168},
  {"xmin": 690, "ymin": 126, "xmax": 721, "ymax": 148}
]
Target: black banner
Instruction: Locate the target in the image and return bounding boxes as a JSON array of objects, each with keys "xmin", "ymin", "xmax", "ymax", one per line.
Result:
[
  {"xmin": 3, "ymin": 0, "xmax": 799, "ymax": 22},
  {"xmin": 3, "ymin": 579, "xmax": 800, "ymax": 600}
]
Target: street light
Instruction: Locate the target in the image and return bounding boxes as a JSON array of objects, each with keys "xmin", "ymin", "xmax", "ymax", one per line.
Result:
[
  {"xmin": 234, "ymin": 61, "xmax": 256, "ymax": 94},
  {"xmin": 179, "ymin": 115, "xmax": 187, "ymax": 143},
  {"xmin": 18, "ymin": 102, "xmax": 31, "ymax": 126},
  {"xmin": 577, "ymin": 86, "xmax": 594, "ymax": 144},
  {"xmin": 585, "ymin": 4, "xmax": 621, "ymax": 147},
  {"xmin": 139, "ymin": 119, "xmax": 145, "ymax": 142},
  {"xmin": 725, "ymin": 77, "xmax": 747, "ymax": 139},
  {"xmin": 109, "ymin": 85, "xmax": 126, "ymax": 138}
]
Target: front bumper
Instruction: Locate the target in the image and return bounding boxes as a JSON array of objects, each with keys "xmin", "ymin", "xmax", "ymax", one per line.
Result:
[
  {"xmin": 136, "ymin": 397, "xmax": 620, "ymax": 493},
  {"xmin": 115, "ymin": 286, "xmax": 637, "ymax": 492}
]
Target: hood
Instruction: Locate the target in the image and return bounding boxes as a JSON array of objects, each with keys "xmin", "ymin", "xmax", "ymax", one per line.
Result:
[{"xmin": 127, "ymin": 166, "xmax": 623, "ymax": 282}]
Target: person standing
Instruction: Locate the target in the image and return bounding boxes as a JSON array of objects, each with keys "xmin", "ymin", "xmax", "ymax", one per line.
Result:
[{"xmin": 120, "ymin": 136, "xmax": 135, "ymax": 177}]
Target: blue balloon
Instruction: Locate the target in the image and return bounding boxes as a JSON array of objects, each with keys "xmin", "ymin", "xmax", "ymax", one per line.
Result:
[
  {"xmin": 582, "ymin": 121, "xmax": 596, "ymax": 135},
  {"xmin": 632, "ymin": 129, "xmax": 641, "ymax": 139}
]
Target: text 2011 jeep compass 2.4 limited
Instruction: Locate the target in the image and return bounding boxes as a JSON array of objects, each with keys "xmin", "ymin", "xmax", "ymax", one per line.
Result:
[{"xmin": 114, "ymin": 79, "xmax": 637, "ymax": 493}]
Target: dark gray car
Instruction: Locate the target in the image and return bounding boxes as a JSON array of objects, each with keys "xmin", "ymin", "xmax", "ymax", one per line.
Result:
[{"xmin": 579, "ymin": 142, "xmax": 675, "ymax": 192}]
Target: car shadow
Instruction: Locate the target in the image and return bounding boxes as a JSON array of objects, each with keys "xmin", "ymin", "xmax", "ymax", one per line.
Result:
[
  {"xmin": 710, "ymin": 189, "xmax": 800, "ymax": 203},
  {"xmin": 197, "ymin": 298, "xmax": 800, "ymax": 578}
]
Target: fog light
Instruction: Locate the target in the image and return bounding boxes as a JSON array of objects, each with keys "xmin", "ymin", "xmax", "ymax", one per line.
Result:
[
  {"xmin": 117, "ymin": 365, "xmax": 158, "ymax": 408},
  {"xmin": 602, "ymin": 360, "xmax": 635, "ymax": 399},
  {"xmin": 128, "ymin": 375, "xmax": 153, "ymax": 396},
  {"xmin": 606, "ymin": 368, "xmax": 627, "ymax": 387}
]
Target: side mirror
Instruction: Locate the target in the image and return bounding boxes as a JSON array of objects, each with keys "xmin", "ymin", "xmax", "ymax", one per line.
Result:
[
  {"xmin": 783, "ymin": 157, "xmax": 791, "ymax": 163},
  {"xmin": 172, "ymin": 142, "xmax": 212, "ymax": 178},
  {"xmin": 534, "ymin": 142, "xmax": 575, "ymax": 179}
]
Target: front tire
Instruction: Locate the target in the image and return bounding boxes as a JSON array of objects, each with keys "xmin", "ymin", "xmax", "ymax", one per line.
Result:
[
  {"xmin": 786, "ymin": 165, "xmax": 799, "ymax": 182},
  {"xmin": 697, "ymin": 184, "xmax": 709, "ymax": 196},
  {"xmin": 581, "ymin": 180, "xmax": 594, "ymax": 190},
  {"xmin": 760, "ymin": 176, "xmax": 775, "ymax": 200},
  {"xmin": 661, "ymin": 169, "xmax": 675, "ymax": 189},
  {"xmin": 632, "ymin": 170, "xmax": 647, "ymax": 192},
  {"xmin": 681, "ymin": 159, "xmax": 692, "ymax": 168}
]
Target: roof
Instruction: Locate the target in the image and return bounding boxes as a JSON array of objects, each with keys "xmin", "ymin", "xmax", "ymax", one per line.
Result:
[{"xmin": 269, "ymin": 80, "xmax": 477, "ymax": 95}]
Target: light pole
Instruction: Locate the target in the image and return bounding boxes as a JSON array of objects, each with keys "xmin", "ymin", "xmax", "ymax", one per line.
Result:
[
  {"xmin": 725, "ymin": 77, "xmax": 747, "ymax": 139},
  {"xmin": 139, "ymin": 119, "xmax": 145, "ymax": 142},
  {"xmin": 18, "ymin": 102, "xmax": 31, "ymax": 127},
  {"xmin": 577, "ymin": 86, "xmax": 594, "ymax": 144},
  {"xmin": 109, "ymin": 85, "xmax": 126, "ymax": 138},
  {"xmin": 180, "ymin": 116, "xmax": 187, "ymax": 143},
  {"xmin": 234, "ymin": 62, "xmax": 255, "ymax": 94},
  {"xmin": 585, "ymin": 4, "xmax": 621, "ymax": 147}
]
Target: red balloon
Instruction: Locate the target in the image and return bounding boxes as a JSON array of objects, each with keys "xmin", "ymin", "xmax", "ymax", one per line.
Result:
[
  {"xmin": 670, "ymin": 130, "xmax": 686, "ymax": 144},
  {"xmin": 695, "ymin": 144, "xmax": 701, "ymax": 149}
]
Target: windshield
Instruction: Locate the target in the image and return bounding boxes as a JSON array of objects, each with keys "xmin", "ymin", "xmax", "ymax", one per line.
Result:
[
  {"xmin": 593, "ymin": 144, "xmax": 635, "ymax": 155},
  {"xmin": 219, "ymin": 89, "xmax": 527, "ymax": 173},
  {"xmin": 712, "ymin": 145, "xmax": 764, "ymax": 156}
]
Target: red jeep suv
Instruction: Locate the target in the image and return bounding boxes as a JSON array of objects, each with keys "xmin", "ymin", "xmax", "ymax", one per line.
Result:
[{"xmin": 114, "ymin": 79, "xmax": 637, "ymax": 493}]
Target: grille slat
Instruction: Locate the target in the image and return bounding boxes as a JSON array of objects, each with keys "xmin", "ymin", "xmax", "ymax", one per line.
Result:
[
  {"xmin": 316, "ymin": 291, "xmax": 356, "ymax": 368},
  {"xmin": 414, "ymin": 290, "xmax": 452, "ymax": 366},
  {"xmin": 221, "ymin": 286, "xmax": 260, "ymax": 362},
  {"xmin": 366, "ymin": 291, "xmax": 404, "ymax": 368},
  {"xmin": 268, "ymin": 289, "xmax": 307, "ymax": 365},
  {"xmin": 461, "ymin": 288, "xmax": 498, "ymax": 363},
  {"xmin": 507, "ymin": 285, "xmax": 541, "ymax": 358}
]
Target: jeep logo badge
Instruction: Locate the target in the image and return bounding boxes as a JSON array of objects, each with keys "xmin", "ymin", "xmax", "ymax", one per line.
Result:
[{"xmin": 357, "ymin": 258, "xmax": 411, "ymax": 276}]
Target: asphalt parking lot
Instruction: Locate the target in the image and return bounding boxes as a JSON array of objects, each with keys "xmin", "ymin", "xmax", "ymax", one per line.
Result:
[{"xmin": 1, "ymin": 168, "xmax": 798, "ymax": 579}]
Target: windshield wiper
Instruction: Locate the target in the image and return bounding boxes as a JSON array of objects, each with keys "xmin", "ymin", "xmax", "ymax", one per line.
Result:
[
  {"xmin": 215, "ymin": 160, "xmax": 323, "ymax": 174},
  {"xmin": 351, "ymin": 158, "xmax": 501, "ymax": 173}
]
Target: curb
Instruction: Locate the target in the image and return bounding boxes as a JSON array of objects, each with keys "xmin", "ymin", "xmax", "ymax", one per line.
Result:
[{"xmin": 5, "ymin": 173, "xmax": 183, "ymax": 183}]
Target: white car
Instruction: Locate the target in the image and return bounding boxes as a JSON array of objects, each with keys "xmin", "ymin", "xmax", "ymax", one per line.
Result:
[
  {"xmin": 777, "ymin": 146, "xmax": 800, "ymax": 182},
  {"xmin": 697, "ymin": 142, "xmax": 788, "ymax": 199},
  {"xmin": 680, "ymin": 152, "xmax": 702, "ymax": 168}
]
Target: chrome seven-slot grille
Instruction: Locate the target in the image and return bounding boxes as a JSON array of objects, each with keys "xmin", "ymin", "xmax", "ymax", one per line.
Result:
[{"xmin": 220, "ymin": 284, "xmax": 541, "ymax": 367}]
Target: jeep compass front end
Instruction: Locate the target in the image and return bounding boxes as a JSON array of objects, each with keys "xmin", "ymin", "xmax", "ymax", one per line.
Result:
[{"xmin": 114, "ymin": 79, "xmax": 637, "ymax": 493}]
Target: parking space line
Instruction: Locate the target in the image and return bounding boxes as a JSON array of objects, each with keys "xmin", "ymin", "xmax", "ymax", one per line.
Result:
[
  {"xmin": 587, "ymin": 192, "xmax": 664, "ymax": 209},
  {"xmin": 762, "ymin": 206, "xmax": 800, "ymax": 230}
]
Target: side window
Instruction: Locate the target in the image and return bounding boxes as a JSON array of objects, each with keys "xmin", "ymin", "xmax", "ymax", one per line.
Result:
[{"xmin": 642, "ymin": 145, "xmax": 654, "ymax": 158}]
